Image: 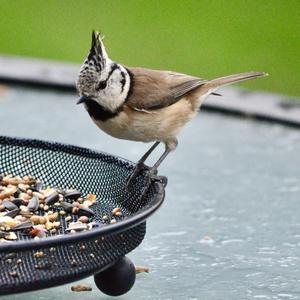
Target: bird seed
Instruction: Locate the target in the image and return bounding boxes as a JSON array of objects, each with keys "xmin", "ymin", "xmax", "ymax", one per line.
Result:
[{"xmin": 0, "ymin": 174, "xmax": 124, "ymax": 243}]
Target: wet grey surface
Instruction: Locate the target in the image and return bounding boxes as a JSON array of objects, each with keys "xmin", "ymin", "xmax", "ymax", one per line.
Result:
[
  {"xmin": 0, "ymin": 85, "xmax": 300, "ymax": 300},
  {"xmin": 206, "ymin": 88, "xmax": 300, "ymax": 127}
]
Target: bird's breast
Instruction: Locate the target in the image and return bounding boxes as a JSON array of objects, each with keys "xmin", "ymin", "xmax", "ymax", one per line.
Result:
[{"xmin": 87, "ymin": 99, "xmax": 198, "ymax": 143}]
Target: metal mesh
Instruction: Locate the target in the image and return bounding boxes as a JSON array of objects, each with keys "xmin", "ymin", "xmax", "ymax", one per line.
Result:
[{"xmin": 0, "ymin": 136, "xmax": 165, "ymax": 295}]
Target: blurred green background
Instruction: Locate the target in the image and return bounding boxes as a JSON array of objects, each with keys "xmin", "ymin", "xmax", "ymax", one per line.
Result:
[{"xmin": 0, "ymin": 0, "xmax": 299, "ymax": 97}]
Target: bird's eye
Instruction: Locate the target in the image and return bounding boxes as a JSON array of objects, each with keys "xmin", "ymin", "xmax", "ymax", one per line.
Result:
[{"xmin": 96, "ymin": 81, "xmax": 107, "ymax": 90}]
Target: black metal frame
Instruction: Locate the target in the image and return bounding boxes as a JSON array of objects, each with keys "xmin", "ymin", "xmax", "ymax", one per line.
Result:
[
  {"xmin": 0, "ymin": 136, "xmax": 165, "ymax": 253},
  {"xmin": 0, "ymin": 135, "xmax": 166, "ymax": 295}
]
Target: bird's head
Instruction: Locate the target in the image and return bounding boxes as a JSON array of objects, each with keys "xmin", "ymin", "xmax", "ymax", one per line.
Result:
[{"xmin": 76, "ymin": 31, "xmax": 131, "ymax": 112}]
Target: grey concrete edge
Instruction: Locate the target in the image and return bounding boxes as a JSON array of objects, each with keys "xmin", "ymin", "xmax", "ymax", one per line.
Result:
[{"xmin": 0, "ymin": 55, "xmax": 300, "ymax": 128}]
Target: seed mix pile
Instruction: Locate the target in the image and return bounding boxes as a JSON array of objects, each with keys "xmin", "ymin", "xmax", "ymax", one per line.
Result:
[{"xmin": 0, "ymin": 174, "xmax": 123, "ymax": 243}]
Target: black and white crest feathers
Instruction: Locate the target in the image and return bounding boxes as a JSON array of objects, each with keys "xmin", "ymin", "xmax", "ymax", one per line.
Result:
[
  {"xmin": 77, "ymin": 30, "xmax": 109, "ymax": 92},
  {"xmin": 86, "ymin": 30, "xmax": 107, "ymax": 72}
]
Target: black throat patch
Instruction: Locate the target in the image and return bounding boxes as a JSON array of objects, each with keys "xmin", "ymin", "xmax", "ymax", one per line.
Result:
[{"xmin": 84, "ymin": 99, "xmax": 122, "ymax": 122}]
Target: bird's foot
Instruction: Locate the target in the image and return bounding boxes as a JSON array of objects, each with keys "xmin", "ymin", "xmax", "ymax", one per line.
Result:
[
  {"xmin": 126, "ymin": 163, "xmax": 167, "ymax": 199},
  {"xmin": 139, "ymin": 169, "xmax": 168, "ymax": 199},
  {"xmin": 126, "ymin": 162, "xmax": 151, "ymax": 191}
]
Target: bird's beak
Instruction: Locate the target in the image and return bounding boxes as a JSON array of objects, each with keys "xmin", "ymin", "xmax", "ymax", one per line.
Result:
[{"xmin": 77, "ymin": 96, "xmax": 88, "ymax": 105}]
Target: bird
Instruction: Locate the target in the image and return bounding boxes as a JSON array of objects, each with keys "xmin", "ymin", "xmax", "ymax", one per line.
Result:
[{"xmin": 76, "ymin": 31, "xmax": 267, "ymax": 188}]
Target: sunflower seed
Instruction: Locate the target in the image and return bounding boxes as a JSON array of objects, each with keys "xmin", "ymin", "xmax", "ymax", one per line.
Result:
[
  {"xmin": 61, "ymin": 202, "xmax": 73, "ymax": 213},
  {"xmin": 45, "ymin": 192, "xmax": 59, "ymax": 206},
  {"xmin": 14, "ymin": 220, "xmax": 33, "ymax": 231},
  {"xmin": 78, "ymin": 207, "xmax": 95, "ymax": 217},
  {"xmin": 30, "ymin": 181, "xmax": 43, "ymax": 193},
  {"xmin": 2, "ymin": 200, "xmax": 18, "ymax": 211},
  {"xmin": 11, "ymin": 198, "xmax": 25, "ymax": 207},
  {"xmin": 64, "ymin": 190, "xmax": 82, "ymax": 200},
  {"xmin": 5, "ymin": 208, "xmax": 21, "ymax": 218},
  {"xmin": 27, "ymin": 197, "xmax": 39, "ymax": 212}
]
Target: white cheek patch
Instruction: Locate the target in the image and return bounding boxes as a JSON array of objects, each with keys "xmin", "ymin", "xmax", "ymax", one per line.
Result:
[
  {"xmin": 105, "ymin": 85, "xmax": 125, "ymax": 111},
  {"xmin": 93, "ymin": 63, "xmax": 131, "ymax": 112}
]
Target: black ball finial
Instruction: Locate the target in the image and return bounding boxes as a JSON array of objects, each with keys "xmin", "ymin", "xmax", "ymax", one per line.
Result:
[{"xmin": 94, "ymin": 256, "xmax": 136, "ymax": 296}]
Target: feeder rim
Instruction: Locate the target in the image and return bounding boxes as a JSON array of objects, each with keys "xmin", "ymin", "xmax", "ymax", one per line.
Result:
[{"xmin": 0, "ymin": 135, "xmax": 165, "ymax": 252}]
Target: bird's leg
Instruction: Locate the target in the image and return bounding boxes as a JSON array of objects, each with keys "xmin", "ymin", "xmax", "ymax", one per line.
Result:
[
  {"xmin": 138, "ymin": 141, "xmax": 161, "ymax": 165},
  {"xmin": 145, "ymin": 146, "xmax": 171, "ymax": 182},
  {"xmin": 126, "ymin": 141, "xmax": 160, "ymax": 189},
  {"xmin": 138, "ymin": 146, "xmax": 172, "ymax": 198},
  {"xmin": 151, "ymin": 147, "xmax": 171, "ymax": 173}
]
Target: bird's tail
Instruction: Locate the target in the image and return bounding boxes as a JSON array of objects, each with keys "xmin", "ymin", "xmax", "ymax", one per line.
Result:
[{"xmin": 202, "ymin": 71, "xmax": 268, "ymax": 94}]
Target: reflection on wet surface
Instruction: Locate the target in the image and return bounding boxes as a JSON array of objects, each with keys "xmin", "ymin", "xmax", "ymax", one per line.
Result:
[{"xmin": 1, "ymin": 85, "xmax": 300, "ymax": 300}]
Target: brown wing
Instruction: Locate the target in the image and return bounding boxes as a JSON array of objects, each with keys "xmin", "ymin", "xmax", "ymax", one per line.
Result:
[{"xmin": 126, "ymin": 67, "xmax": 208, "ymax": 110}]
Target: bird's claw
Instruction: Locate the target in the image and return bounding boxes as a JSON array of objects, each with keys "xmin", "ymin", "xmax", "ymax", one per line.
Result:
[
  {"xmin": 126, "ymin": 162, "xmax": 166, "ymax": 199},
  {"xmin": 126, "ymin": 162, "xmax": 151, "ymax": 191},
  {"xmin": 139, "ymin": 170, "xmax": 167, "ymax": 199},
  {"xmin": 156, "ymin": 175, "xmax": 168, "ymax": 187}
]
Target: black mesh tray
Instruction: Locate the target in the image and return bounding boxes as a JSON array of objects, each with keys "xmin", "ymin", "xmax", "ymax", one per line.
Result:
[{"xmin": 0, "ymin": 136, "xmax": 165, "ymax": 295}]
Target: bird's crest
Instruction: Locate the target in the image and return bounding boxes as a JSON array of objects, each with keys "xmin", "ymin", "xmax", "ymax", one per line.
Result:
[{"xmin": 85, "ymin": 30, "xmax": 108, "ymax": 72}]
